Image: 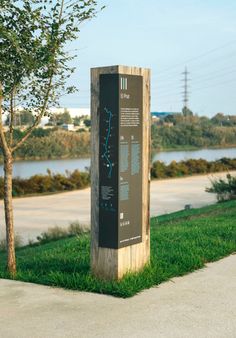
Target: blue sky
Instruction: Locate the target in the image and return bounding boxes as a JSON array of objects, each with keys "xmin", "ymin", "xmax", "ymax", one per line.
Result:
[{"xmin": 60, "ymin": 0, "xmax": 236, "ymax": 117}]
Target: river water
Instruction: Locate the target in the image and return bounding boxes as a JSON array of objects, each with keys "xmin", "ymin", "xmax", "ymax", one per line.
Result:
[{"xmin": 0, "ymin": 147, "xmax": 236, "ymax": 178}]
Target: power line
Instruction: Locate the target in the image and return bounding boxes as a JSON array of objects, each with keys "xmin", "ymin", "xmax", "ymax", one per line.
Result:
[
  {"xmin": 153, "ymin": 39, "xmax": 236, "ymax": 77},
  {"xmin": 156, "ymin": 79, "xmax": 236, "ymax": 100},
  {"xmin": 191, "ymin": 77, "xmax": 236, "ymax": 92},
  {"xmin": 155, "ymin": 74, "xmax": 236, "ymax": 101},
  {"xmin": 191, "ymin": 69, "xmax": 236, "ymax": 86},
  {"xmin": 153, "ymin": 60, "xmax": 236, "ymax": 90},
  {"xmin": 155, "ymin": 68, "xmax": 236, "ymax": 97},
  {"xmin": 156, "ymin": 88, "xmax": 183, "ymax": 99}
]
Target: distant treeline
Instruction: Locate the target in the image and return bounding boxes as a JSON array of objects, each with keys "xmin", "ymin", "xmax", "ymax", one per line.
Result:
[
  {"xmin": 0, "ymin": 158, "xmax": 236, "ymax": 199},
  {"xmin": 0, "ymin": 129, "xmax": 90, "ymax": 161},
  {"xmin": 152, "ymin": 113, "xmax": 236, "ymax": 150},
  {"xmin": 1, "ymin": 112, "xmax": 236, "ymax": 162},
  {"xmin": 152, "ymin": 124, "xmax": 236, "ymax": 150}
]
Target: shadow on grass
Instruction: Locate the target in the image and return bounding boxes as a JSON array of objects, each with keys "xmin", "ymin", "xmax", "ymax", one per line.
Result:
[{"xmin": 0, "ymin": 201, "xmax": 236, "ymax": 298}]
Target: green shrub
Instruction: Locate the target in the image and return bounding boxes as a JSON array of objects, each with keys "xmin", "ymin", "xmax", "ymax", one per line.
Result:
[
  {"xmin": 0, "ymin": 233, "xmax": 23, "ymax": 252},
  {"xmin": 36, "ymin": 222, "xmax": 88, "ymax": 245},
  {"xmin": 0, "ymin": 170, "xmax": 90, "ymax": 199},
  {"xmin": 68, "ymin": 222, "xmax": 88, "ymax": 236},
  {"xmin": 151, "ymin": 157, "xmax": 236, "ymax": 179},
  {"xmin": 206, "ymin": 174, "xmax": 236, "ymax": 202},
  {"xmin": 36, "ymin": 226, "xmax": 69, "ymax": 244}
]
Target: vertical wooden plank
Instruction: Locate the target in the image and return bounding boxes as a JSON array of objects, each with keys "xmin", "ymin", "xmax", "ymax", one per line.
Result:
[{"xmin": 91, "ymin": 65, "xmax": 150, "ymax": 280}]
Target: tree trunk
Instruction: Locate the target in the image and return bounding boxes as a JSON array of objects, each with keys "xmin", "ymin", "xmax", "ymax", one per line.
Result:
[{"xmin": 3, "ymin": 152, "xmax": 16, "ymax": 276}]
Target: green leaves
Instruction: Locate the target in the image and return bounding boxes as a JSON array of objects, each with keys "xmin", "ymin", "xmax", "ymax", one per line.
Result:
[
  {"xmin": 0, "ymin": 0, "xmax": 100, "ymax": 127},
  {"xmin": 206, "ymin": 174, "xmax": 236, "ymax": 202}
]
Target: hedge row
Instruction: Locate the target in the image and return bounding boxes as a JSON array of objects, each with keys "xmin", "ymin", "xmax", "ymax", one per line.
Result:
[
  {"xmin": 151, "ymin": 157, "xmax": 236, "ymax": 179},
  {"xmin": 0, "ymin": 158, "xmax": 236, "ymax": 199},
  {"xmin": 0, "ymin": 170, "xmax": 90, "ymax": 199}
]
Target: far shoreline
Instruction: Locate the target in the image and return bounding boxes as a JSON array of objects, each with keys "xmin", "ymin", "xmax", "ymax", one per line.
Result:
[
  {"xmin": 152, "ymin": 143, "xmax": 236, "ymax": 153},
  {"xmin": 1, "ymin": 144, "xmax": 236, "ymax": 164}
]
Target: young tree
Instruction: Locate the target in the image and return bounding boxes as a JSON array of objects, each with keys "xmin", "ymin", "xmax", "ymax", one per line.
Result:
[
  {"xmin": 5, "ymin": 109, "xmax": 35, "ymax": 126},
  {"xmin": 0, "ymin": 0, "xmax": 101, "ymax": 275},
  {"xmin": 49, "ymin": 109, "xmax": 72, "ymax": 126},
  {"xmin": 182, "ymin": 106, "xmax": 193, "ymax": 117},
  {"xmin": 83, "ymin": 118, "xmax": 91, "ymax": 128}
]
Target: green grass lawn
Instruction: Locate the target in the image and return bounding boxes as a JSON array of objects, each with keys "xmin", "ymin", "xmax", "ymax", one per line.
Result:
[{"xmin": 0, "ymin": 201, "xmax": 236, "ymax": 298}]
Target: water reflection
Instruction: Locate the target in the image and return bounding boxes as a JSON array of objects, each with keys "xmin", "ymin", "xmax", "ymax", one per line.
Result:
[{"xmin": 0, "ymin": 147, "xmax": 235, "ymax": 178}]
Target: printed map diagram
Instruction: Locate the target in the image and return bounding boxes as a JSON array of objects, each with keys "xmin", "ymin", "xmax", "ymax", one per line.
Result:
[{"xmin": 101, "ymin": 107, "xmax": 115, "ymax": 179}]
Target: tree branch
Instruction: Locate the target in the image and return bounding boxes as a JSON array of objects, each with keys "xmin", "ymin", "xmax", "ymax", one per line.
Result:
[
  {"xmin": 12, "ymin": 0, "xmax": 65, "ymax": 153},
  {"xmin": 9, "ymin": 88, "xmax": 16, "ymax": 147},
  {"xmin": 12, "ymin": 75, "xmax": 54, "ymax": 152},
  {"xmin": 0, "ymin": 83, "xmax": 10, "ymax": 156},
  {"xmin": 59, "ymin": 0, "xmax": 65, "ymax": 20}
]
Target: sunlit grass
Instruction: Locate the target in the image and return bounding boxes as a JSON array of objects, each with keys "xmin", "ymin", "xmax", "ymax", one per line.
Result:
[{"xmin": 0, "ymin": 201, "xmax": 235, "ymax": 298}]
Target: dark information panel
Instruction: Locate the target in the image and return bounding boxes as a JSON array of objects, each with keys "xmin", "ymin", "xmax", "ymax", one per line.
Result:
[{"xmin": 99, "ymin": 73, "xmax": 143, "ymax": 249}]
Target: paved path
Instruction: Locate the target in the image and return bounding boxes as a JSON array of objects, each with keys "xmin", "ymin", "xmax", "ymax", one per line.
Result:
[
  {"xmin": 0, "ymin": 254, "xmax": 235, "ymax": 338},
  {"xmin": 0, "ymin": 172, "xmax": 235, "ymax": 244}
]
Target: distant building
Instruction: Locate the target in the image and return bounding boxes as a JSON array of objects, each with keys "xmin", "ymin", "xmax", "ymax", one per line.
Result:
[
  {"xmin": 151, "ymin": 112, "xmax": 178, "ymax": 119},
  {"xmin": 163, "ymin": 122, "xmax": 174, "ymax": 127},
  {"xmin": 61, "ymin": 123, "xmax": 75, "ymax": 131}
]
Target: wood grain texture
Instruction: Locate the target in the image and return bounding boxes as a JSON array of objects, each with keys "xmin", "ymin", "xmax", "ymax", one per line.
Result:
[{"xmin": 91, "ymin": 65, "xmax": 150, "ymax": 280}]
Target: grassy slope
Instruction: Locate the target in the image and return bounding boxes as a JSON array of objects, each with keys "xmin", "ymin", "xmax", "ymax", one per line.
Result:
[{"xmin": 0, "ymin": 201, "xmax": 235, "ymax": 298}]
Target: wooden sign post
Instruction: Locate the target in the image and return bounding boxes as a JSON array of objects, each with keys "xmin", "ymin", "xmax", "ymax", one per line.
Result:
[{"xmin": 91, "ymin": 65, "xmax": 150, "ymax": 280}]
